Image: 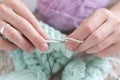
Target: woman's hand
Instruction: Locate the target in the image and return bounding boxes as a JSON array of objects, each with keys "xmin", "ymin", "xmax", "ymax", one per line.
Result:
[
  {"xmin": 0, "ymin": 0, "xmax": 49, "ymax": 52},
  {"xmin": 67, "ymin": 8, "xmax": 120, "ymax": 57}
]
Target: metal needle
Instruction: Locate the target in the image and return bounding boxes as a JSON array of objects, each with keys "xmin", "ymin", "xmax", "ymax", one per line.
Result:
[
  {"xmin": 46, "ymin": 38, "xmax": 83, "ymax": 80},
  {"xmin": 46, "ymin": 38, "xmax": 83, "ymax": 43}
]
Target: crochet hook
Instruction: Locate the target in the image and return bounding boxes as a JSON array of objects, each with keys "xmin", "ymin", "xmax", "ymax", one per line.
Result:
[{"xmin": 46, "ymin": 38, "xmax": 83, "ymax": 43}]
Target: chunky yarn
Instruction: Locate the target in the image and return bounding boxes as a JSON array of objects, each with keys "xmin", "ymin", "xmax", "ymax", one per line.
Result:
[
  {"xmin": 62, "ymin": 55, "xmax": 111, "ymax": 80},
  {"xmin": 38, "ymin": 0, "xmax": 109, "ymax": 32},
  {"xmin": 0, "ymin": 70, "xmax": 47, "ymax": 80},
  {"xmin": 10, "ymin": 21, "xmax": 75, "ymax": 78},
  {"xmin": 0, "ymin": 21, "xmax": 111, "ymax": 80}
]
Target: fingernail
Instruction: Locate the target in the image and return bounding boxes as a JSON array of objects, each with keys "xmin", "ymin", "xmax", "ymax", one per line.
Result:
[
  {"xmin": 97, "ymin": 54, "xmax": 103, "ymax": 58},
  {"xmin": 29, "ymin": 47, "xmax": 35, "ymax": 53},
  {"xmin": 40, "ymin": 44, "xmax": 49, "ymax": 52},
  {"xmin": 66, "ymin": 44, "xmax": 73, "ymax": 51},
  {"xmin": 86, "ymin": 51, "xmax": 92, "ymax": 54},
  {"xmin": 97, "ymin": 53, "xmax": 105, "ymax": 58},
  {"xmin": 78, "ymin": 47, "xmax": 84, "ymax": 52}
]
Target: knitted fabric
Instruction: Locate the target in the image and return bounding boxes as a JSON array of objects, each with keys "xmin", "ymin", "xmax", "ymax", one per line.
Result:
[
  {"xmin": 0, "ymin": 21, "xmax": 111, "ymax": 80},
  {"xmin": 62, "ymin": 55, "xmax": 111, "ymax": 80},
  {"xmin": 0, "ymin": 70, "xmax": 47, "ymax": 80},
  {"xmin": 38, "ymin": 0, "xmax": 109, "ymax": 32}
]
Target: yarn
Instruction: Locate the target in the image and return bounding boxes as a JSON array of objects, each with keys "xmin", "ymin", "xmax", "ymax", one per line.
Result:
[
  {"xmin": 62, "ymin": 55, "xmax": 111, "ymax": 80},
  {"xmin": 38, "ymin": 0, "xmax": 109, "ymax": 32},
  {"xmin": 10, "ymin": 21, "xmax": 75, "ymax": 78},
  {"xmin": 0, "ymin": 70, "xmax": 47, "ymax": 80},
  {"xmin": 0, "ymin": 21, "xmax": 111, "ymax": 80}
]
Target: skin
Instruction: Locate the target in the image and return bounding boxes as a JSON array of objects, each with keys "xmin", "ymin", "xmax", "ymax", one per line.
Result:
[
  {"xmin": 67, "ymin": 1, "xmax": 120, "ymax": 57},
  {"xmin": 0, "ymin": 0, "xmax": 49, "ymax": 52}
]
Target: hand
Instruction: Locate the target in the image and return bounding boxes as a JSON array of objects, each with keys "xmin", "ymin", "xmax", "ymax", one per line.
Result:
[
  {"xmin": 0, "ymin": 0, "xmax": 49, "ymax": 52},
  {"xmin": 67, "ymin": 8, "xmax": 120, "ymax": 57}
]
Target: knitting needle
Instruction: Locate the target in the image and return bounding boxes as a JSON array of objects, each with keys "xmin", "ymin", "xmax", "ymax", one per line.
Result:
[
  {"xmin": 46, "ymin": 38, "xmax": 83, "ymax": 43},
  {"xmin": 46, "ymin": 38, "xmax": 83, "ymax": 80},
  {"xmin": 66, "ymin": 38, "xmax": 83, "ymax": 43}
]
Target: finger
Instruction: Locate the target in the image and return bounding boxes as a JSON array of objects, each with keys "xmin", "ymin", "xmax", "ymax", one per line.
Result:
[
  {"xmin": 3, "ymin": 23, "xmax": 35, "ymax": 53},
  {"xmin": 0, "ymin": 4, "xmax": 49, "ymax": 51},
  {"xmin": 78, "ymin": 20, "xmax": 114, "ymax": 52},
  {"xmin": 5, "ymin": 0, "xmax": 49, "ymax": 39},
  {"xmin": 0, "ymin": 20, "xmax": 17, "ymax": 51},
  {"xmin": 66, "ymin": 10, "xmax": 107, "ymax": 50},
  {"xmin": 0, "ymin": 36, "xmax": 17, "ymax": 51},
  {"xmin": 85, "ymin": 33, "xmax": 115, "ymax": 53},
  {"xmin": 0, "ymin": 20, "xmax": 35, "ymax": 52},
  {"xmin": 97, "ymin": 43, "xmax": 120, "ymax": 57}
]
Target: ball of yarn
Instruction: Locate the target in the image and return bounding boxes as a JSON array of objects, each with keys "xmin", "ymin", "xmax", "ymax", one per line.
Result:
[
  {"xmin": 38, "ymin": 0, "xmax": 109, "ymax": 32},
  {"xmin": 62, "ymin": 55, "xmax": 111, "ymax": 80}
]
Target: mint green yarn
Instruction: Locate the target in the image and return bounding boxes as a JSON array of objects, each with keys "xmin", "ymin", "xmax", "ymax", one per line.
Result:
[
  {"xmin": 0, "ymin": 21, "xmax": 111, "ymax": 80},
  {"xmin": 62, "ymin": 55, "xmax": 111, "ymax": 80},
  {"xmin": 0, "ymin": 70, "xmax": 47, "ymax": 80},
  {"xmin": 10, "ymin": 21, "xmax": 74, "ymax": 78}
]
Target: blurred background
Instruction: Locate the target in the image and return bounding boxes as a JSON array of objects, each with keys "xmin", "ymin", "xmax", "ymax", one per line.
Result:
[
  {"xmin": 22, "ymin": 0, "xmax": 37, "ymax": 12},
  {"xmin": 21, "ymin": 0, "xmax": 118, "ymax": 13}
]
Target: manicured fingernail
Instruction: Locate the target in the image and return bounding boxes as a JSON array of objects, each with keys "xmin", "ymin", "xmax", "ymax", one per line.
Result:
[
  {"xmin": 78, "ymin": 47, "xmax": 84, "ymax": 52},
  {"xmin": 66, "ymin": 44, "xmax": 73, "ymax": 51},
  {"xmin": 97, "ymin": 53, "xmax": 104, "ymax": 58},
  {"xmin": 97, "ymin": 54, "xmax": 103, "ymax": 58},
  {"xmin": 40, "ymin": 44, "xmax": 49, "ymax": 52},
  {"xmin": 86, "ymin": 51, "xmax": 92, "ymax": 54},
  {"xmin": 29, "ymin": 47, "xmax": 35, "ymax": 53}
]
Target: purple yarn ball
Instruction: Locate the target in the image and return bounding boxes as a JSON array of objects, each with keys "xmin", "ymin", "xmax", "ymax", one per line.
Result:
[{"xmin": 38, "ymin": 0, "xmax": 109, "ymax": 32}]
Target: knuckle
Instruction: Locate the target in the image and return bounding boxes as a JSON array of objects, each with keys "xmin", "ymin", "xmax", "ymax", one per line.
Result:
[
  {"xmin": 91, "ymin": 32, "xmax": 101, "ymax": 42},
  {"xmin": 94, "ymin": 8, "xmax": 109, "ymax": 17},
  {"xmin": 18, "ymin": 22, "xmax": 29, "ymax": 32},
  {"xmin": 84, "ymin": 23, "xmax": 93, "ymax": 33},
  {"xmin": 17, "ymin": 21, "xmax": 31, "ymax": 33},
  {"xmin": 95, "ymin": 8, "xmax": 107, "ymax": 14}
]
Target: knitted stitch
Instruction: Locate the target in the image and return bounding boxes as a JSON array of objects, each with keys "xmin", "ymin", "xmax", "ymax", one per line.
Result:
[
  {"xmin": 10, "ymin": 21, "xmax": 74, "ymax": 78},
  {"xmin": 38, "ymin": 0, "xmax": 109, "ymax": 32},
  {"xmin": 0, "ymin": 21, "xmax": 111, "ymax": 80},
  {"xmin": 0, "ymin": 70, "xmax": 47, "ymax": 80},
  {"xmin": 62, "ymin": 55, "xmax": 111, "ymax": 80}
]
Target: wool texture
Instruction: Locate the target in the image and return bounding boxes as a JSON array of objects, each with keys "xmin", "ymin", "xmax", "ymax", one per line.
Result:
[
  {"xmin": 0, "ymin": 21, "xmax": 111, "ymax": 80},
  {"xmin": 38, "ymin": 0, "xmax": 109, "ymax": 32}
]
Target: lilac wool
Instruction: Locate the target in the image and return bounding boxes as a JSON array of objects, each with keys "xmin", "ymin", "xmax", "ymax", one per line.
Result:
[{"xmin": 38, "ymin": 0, "xmax": 109, "ymax": 32}]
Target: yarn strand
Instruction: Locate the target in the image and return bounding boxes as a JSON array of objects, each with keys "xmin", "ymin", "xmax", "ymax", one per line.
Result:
[{"xmin": 46, "ymin": 54, "xmax": 55, "ymax": 80}]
